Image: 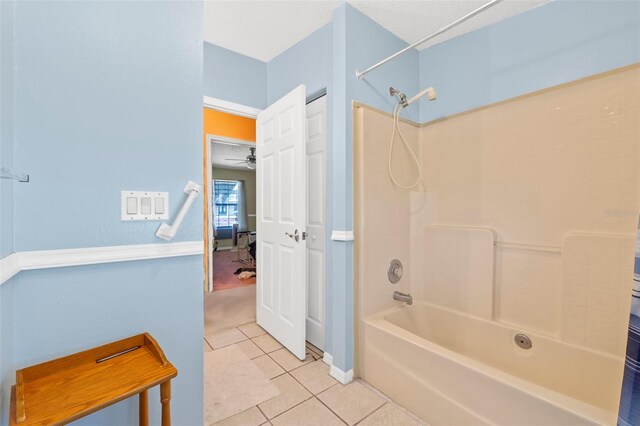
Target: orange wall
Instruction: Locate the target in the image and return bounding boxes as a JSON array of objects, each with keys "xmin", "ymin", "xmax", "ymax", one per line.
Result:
[
  {"xmin": 203, "ymin": 108, "xmax": 256, "ymax": 142},
  {"xmin": 202, "ymin": 108, "xmax": 255, "ymax": 290}
]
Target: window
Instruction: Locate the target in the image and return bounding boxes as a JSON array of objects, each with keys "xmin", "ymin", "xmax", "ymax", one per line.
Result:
[{"xmin": 213, "ymin": 180, "xmax": 240, "ymax": 229}]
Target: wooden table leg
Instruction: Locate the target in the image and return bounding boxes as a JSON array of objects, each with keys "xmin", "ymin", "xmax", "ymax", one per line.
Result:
[
  {"xmin": 139, "ymin": 390, "xmax": 149, "ymax": 426},
  {"xmin": 160, "ymin": 381, "xmax": 171, "ymax": 426}
]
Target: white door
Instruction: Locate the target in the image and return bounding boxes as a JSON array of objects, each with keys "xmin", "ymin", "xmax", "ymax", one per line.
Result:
[
  {"xmin": 256, "ymin": 85, "xmax": 307, "ymax": 360},
  {"xmin": 305, "ymin": 96, "xmax": 327, "ymax": 350}
]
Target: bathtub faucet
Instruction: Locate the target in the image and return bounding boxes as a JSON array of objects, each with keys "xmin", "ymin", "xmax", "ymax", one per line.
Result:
[{"xmin": 393, "ymin": 291, "xmax": 413, "ymax": 305}]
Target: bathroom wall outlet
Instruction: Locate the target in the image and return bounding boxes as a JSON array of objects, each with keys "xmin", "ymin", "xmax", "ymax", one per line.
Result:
[{"xmin": 121, "ymin": 191, "xmax": 169, "ymax": 221}]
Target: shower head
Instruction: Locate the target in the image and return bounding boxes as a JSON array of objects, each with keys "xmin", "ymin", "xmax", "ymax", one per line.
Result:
[
  {"xmin": 389, "ymin": 86, "xmax": 437, "ymax": 109},
  {"xmin": 405, "ymin": 87, "xmax": 437, "ymax": 107}
]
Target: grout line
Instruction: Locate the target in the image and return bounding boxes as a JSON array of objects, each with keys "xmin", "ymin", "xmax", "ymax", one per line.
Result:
[
  {"xmin": 357, "ymin": 380, "xmax": 426, "ymax": 424},
  {"xmin": 353, "ymin": 402, "xmax": 388, "ymax": 426},
  {"xmin": 237, "ymin": 324, "xmax": 267, "ymax": 340},
  {"xmin": 266, "ymin": 351, "xmax": 314, "ymax": 373},
  {"xmin": 268, "ymin": 395, "xmax": 315, "ymax": 421},
  {"xmin": 270, "ymin": 370, "xmax": 289, "ymax": 380},
  {"xmin": 263, "ymin": 374, "xmax": 315, "ymax": 420},
  {"xmin": 203, "ymin": 337, "xmax": 214, "ymax": 351},
  {"xmin": 256, "ymin": 404, "xmax": 268, "ymax": 419},
  {"xmin": 287, "ymin": 366, "xmax": 318, "ymax": 395},
  {"xmin": 252, "ymin": 354, "xmax": 286, "ymax": 379},
  {"xmin": 207, "ymin": 336, "xmax": 249, "ymax": 351},
  {"xmin": 315, "ymin": 394, "xmax": 349, "ymax": 425}
]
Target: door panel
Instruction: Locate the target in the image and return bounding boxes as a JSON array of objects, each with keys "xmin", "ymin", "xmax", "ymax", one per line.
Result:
[
  {"xmin": 256, "ymin": 85, "xmax": 307, "ymax": 360},
  {"xmin": 305, "ymin": 96, "xmax": 327, "ymax": 350}
]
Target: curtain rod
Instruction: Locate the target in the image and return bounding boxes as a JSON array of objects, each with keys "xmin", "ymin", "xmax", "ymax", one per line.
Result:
[{"xmin": 355, "ymin": 0, "xmax": 503, "ymax": 80}]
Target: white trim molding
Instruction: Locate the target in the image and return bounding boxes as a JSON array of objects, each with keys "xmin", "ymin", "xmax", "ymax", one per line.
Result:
[
  {"xmin": 331, "ymin": 230, "xmax": 354, "ymax": 242},
  {"xmin": 330, "ymin": 365, "xmax": 354, "ymax": 385},
  {"xmin": 322, "ymin": 352, "xmax": 353, "ymax": 385},
  {"xmin": 322, "ymin": 352, "xmax": 333, "ymax": 366},
  {"xmin": 0, "ymin": 241, "xmax": 203, "ymax": 286},
  {"xmin": 0, "ymin": 253, "xmax": 21, "ymax": 284},
  {"xmin": 203, "ymin": 96, "xmax": 262, "ymax": 119}
]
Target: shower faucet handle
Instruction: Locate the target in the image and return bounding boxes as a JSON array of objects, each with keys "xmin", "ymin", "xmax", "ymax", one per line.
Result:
[{"xmin": 388, "ymin": 259, "xmax": 403, "ymax": 283}]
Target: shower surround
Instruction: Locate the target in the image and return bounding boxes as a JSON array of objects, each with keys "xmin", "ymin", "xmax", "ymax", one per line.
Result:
[{"xmin": 354, "ymin": 64, "xmax": 640, "ymax": 425}]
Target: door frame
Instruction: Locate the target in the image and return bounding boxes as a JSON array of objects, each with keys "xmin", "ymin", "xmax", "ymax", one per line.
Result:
[
  {"xmin": 205, "ymin": 134, "xmax": 257, "ymax": 292},
  {"xmin": 202, "ymin": 94, "xmax": 328, "ymax": 351},
  {"xmin": 203, "ymin": 96, "xmax": 262, "ymax": 292}
]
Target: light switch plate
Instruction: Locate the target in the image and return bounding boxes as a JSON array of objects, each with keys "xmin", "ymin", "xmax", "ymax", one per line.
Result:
[{"xmin": 121, "ymin": 191, "xmax": 169, "ymax": 221}]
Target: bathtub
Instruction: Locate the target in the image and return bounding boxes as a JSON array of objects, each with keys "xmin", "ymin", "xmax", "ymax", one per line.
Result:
[{"xmin": 359, "ymin": 301, "xmax": 623, "ymax": 425}]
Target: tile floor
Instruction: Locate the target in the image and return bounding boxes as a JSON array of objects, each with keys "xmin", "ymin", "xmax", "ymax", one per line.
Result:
[{"xmin": 204, "ymin": 322, "xmax": 427, "ymax": 426}]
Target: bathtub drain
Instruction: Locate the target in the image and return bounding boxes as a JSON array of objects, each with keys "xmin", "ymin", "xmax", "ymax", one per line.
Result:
[{"xmin": 514, "ymin": 334, "xmax": 532, "ymax": 349}]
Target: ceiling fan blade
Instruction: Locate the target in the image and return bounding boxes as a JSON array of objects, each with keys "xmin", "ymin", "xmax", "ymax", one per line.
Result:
[{"xmin": 225, "ymin": 158, "xmax": 246, "ymax": 161}]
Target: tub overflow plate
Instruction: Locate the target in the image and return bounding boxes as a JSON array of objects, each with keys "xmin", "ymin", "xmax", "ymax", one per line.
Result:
[{"xmin": 514, "ymin": 333, "xmax": 532, "ymax": 349}]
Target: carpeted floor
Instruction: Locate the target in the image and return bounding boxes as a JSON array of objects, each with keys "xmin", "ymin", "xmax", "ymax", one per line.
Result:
[{"xmin": 213, "ymin": 249, "xmax": 256, "ymax": 291}]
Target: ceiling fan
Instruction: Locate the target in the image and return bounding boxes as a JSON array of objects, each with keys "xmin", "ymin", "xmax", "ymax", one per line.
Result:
[{"xmin": 226, "ymin": 147, "xmax": 256, "ymax": 169}]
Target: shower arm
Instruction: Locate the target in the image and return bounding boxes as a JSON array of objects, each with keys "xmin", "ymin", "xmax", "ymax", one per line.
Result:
[{"xmin": 355, "ymin": 0, "xmax": 502, "ymax": 80}]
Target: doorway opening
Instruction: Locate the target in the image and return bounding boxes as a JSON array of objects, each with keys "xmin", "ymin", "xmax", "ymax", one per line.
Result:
[
  {"xmin": 209, "ymin": 140, "xmax": 258, "ymax": 292},
  {"xmin": 202, "ymin": 90, "xmax": 330, "ymax": 424}
]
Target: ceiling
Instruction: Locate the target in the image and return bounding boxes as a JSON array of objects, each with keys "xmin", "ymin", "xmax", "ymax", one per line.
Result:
[
  {"xmin": 204, "ymin": 0, "xmax": 549, "ymax": 63},
  {"xmin": 212, "ymin": 142, "xmax": 256, "ymax": 171}
]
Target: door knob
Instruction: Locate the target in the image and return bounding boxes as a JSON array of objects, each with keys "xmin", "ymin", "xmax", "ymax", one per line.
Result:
[{"xmin": 285, "ymin": 229, "xmax": 300, "ymax": 242}]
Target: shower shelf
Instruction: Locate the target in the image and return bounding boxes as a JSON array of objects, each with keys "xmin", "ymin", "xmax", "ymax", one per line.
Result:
[{"xmin": 0, "ymin": 167, "xmax": 29, "ymax": 183}]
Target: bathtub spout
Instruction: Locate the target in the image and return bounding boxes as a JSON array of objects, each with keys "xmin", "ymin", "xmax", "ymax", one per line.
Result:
[{"xmin": 393, "ymin": 291, "xmax": 413, "ymax": 305}]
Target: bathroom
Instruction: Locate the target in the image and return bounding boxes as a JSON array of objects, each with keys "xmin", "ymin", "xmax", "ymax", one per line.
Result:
[
  {"xmin": 1, "ymin": 0, "xmax": 640, "ymax": 425},
  {"xmin": 204, "ymin": 0, "xmax": 640, "ymax": 423}
]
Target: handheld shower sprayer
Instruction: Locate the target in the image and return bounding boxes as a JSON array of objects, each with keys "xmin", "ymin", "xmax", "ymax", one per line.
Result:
[
  {"xmin": 388, "ymin": 86, "xmax": 437, "ymax": 189},
  {"xmin": 389, "ymin": 86, "xmax": 437, "ymax": 109},
  {"xmin": 406, "ymin": 87, "xmax": 437, "ymax": 106}
]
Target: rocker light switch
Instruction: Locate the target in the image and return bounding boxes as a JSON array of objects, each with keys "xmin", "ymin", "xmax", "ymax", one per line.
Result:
[
  {"xmin": 155, "ymin": 197, "xmax": 165, "ymax": 214},
  {"xmin": 126, "ymin": 197, "xmax": 137, "ymax": 215},
  {"xmin": 141, "ymin": 197, "xmax": 152, "ymax": 214},
  {"xmin": 121, "ymin": 191, "xmax": 169, "ymax": 221}
]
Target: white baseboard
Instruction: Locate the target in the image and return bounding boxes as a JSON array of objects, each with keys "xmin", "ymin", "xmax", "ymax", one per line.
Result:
[
  {"xmin": 0, "ymin": 241, "xmax": 203, "ymax": 286},
  {"xmin": 322, "ymin": 352, "xmax": 333, "ymax": 366},
  {"xmin": 330, "ymin": 365, "xmax": 354, "ymax": 385},
  {"xmin": 322, "ymin": 352, "xmax": 353, "ymax": 385}
]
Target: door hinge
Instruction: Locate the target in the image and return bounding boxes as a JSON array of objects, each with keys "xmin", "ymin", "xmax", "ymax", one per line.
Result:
[{"xmin": 302, "ymin": 231, "xmax": 307, "ymax": 240}]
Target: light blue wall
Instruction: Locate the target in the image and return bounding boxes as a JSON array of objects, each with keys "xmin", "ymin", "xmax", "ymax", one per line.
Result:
[
  {"xmin": 0, "ymin": 2, "xmax": 16, "ymax": 423},
  {"xmin": 204, "ymin": 42, "xmax": 267, "ymax": 109},
  {"xmin": 419, "ymin": 0, "xmax": 640, "ymax": 122},
  {"xmin": 328, "ymin": 3, "xmax": 419, "ymax": 372},
  {"xmin": 1, "ymin": 1, "xmax": 204, "ymax": 425},
  {"xmin": 0, "ymin": 276, "xmax": 15, "ymax": 426},
  {"xmin": 14, "ymin": 1, "xmax": 203, "ymax": 251},
  {"xmin": 12, "ymin": 258, "xmax": 203, "ymax": 426},
  {"xmin": 0, "ymin": 0, "xmax": 15, "ymax": 258},
  {"xmin": 267, "ymin": 24, "xmax": 333, "ymax": 104}
]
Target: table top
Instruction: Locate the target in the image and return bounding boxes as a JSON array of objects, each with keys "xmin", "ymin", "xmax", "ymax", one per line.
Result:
[{"xmin": 10, "ymin": 333, "xmax": 177, "ymax": 426}]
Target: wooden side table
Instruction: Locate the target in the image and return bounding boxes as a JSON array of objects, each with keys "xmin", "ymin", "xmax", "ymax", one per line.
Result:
[{"xmin": 9, "ymin": 333, "xmax": 177, "ymax": 426}]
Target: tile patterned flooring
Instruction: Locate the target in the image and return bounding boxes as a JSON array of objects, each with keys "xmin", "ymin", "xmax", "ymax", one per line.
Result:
[{"xmin": 204, "ymin": 322, "xmax": 427, "ymax": 426}]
